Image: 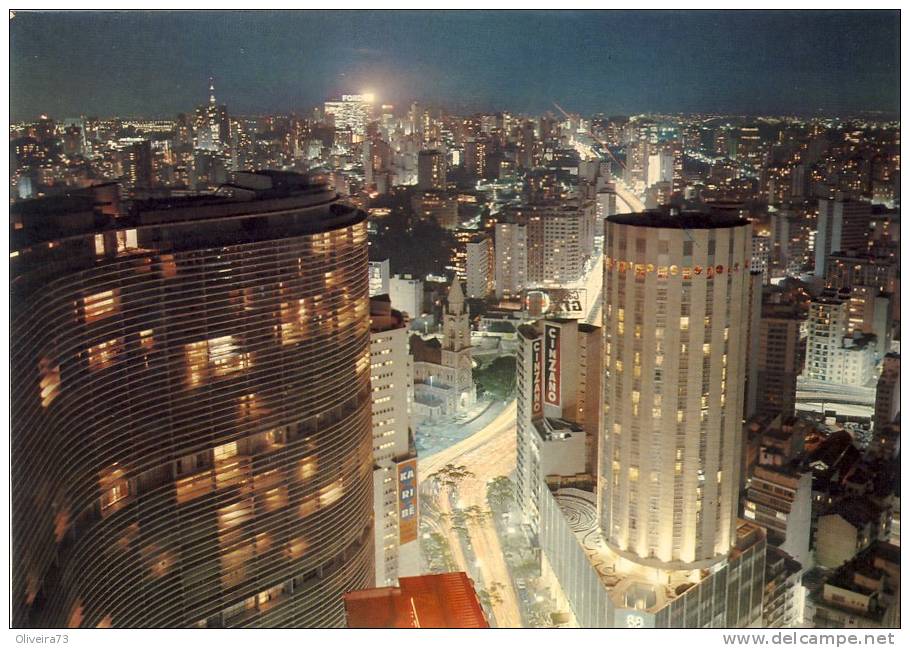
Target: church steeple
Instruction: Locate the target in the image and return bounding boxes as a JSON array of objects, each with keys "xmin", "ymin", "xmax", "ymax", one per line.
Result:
[
  {"xmin": 442, "ymin": 279, "xmax": 470, "ymax": 352},
  {"xmin": 446, "ymin": 279, "xmax": 465, "ymax": 316}
]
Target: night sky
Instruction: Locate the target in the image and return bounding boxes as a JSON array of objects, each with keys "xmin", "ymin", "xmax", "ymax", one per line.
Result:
[{"xmin": 9, "ymin": 10, "xmax": 901, "ymax": 120}]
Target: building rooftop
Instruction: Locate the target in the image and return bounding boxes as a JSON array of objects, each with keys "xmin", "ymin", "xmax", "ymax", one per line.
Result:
[
  {"xmin": 343, "ymin": 572, "xmax": 488, "ymax": 628},
  {"xmin": 607, "ymin": 209, "xmax": 749, "ymax": 230},
  {"xmin": 10, "ymin": 171, "xmax": 342, "ymax": 248},
  {"xmin": 820, "ymin": 496, "xmax": 879, "ymax": 529},
  {"xmin": 370, "ymin": 295, "xmax": 407, "ymax": 332}
]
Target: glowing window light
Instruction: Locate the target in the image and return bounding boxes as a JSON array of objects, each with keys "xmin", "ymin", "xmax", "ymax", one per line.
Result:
[{"xmin": 39, "ymin": 357, "xmax": 61, "ymax": 408}]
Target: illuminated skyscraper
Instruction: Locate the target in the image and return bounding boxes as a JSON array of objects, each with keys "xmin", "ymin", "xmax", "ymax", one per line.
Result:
[
  {"xmin": 464, "ymin": 234, "xmax": 494, "ymax": 299},
  {"xmin": 120, "ymin": 138, "xmax": 153, "ymax": 190},
  {"xmin": 194, "ymin": 78, "xmax": 231, "ymax": 151},
  {"xmin": 505, "ymin": 202, "xmax": 597, "ymax": 287},
  {"xmin": 368, "ymin": 296, "xmax": 419, "ymax": 587},
  {"xmin": 324, "ymin": 94, "xmax": 375, "ymax": 138},
  {"xmin": 516, "ymin": 212, "xmax": 765, "ymax": 628},
  {"xmin": 417, "ymin": 149, "xmax": 447, "ymax": 191},
  {"xmin": 494, "ymin": 221, "xmax": 528, "ymax": 299},
  {"xmin": 11, "ymin": 171, "xmax": 374, "ymax": 628},
  {"xmin": 601, "ymin": 210, "xmax": 752, "ymax": 569}
]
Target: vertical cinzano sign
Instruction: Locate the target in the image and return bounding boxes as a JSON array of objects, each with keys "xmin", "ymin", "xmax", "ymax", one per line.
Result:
[
  {"xmin": 531, "ymin": 338, "xmax": 543, "ymax": 418},
  {"xmin": 544, "ymin": 324, "xmax": 561, "ymax": 406}
]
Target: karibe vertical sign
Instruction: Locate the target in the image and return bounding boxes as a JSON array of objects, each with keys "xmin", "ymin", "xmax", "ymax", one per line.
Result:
[
  {"xmin": 544, "ymin": 324, "xmax": 561, "ymax": 406},
  {"xmin": 531, "ymin": 338, "xmax": 543, "ymax": 418},
  {"xmin": 397, "ymin": 459, "xmax": 418, "ymax": 544}
]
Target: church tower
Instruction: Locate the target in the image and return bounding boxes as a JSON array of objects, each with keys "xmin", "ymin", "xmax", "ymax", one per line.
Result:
[
  {"xmin": 443, "ymin": 278, "xmax": 470, "ymax": 352},
  {"xmin": 441, "ymin": 279, "xmax": 476, "ymax": 410}
]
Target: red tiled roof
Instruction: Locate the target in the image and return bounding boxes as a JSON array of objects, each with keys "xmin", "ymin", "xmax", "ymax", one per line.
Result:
[{"xmin": 344, "ymin": 572, "xmax": 489, "ymax": 628}]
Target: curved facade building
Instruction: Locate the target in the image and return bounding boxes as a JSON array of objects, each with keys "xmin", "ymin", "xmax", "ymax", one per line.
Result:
[
  {"xmin": 11, "ymin": 172, "xmax": 374, "ymax": 628},
  {"xmin": 600, "ymin": 211, "xmax": 752, "ymax": 571}
]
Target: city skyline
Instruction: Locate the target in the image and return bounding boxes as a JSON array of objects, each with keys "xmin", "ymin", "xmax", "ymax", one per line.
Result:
[
  {"xmin": 6, "ymin": 7, "xmax": 901, "ymax": 634},
  {"xmin": 10, "ymin": 10, "xmax": 901, "ymax": 120}
]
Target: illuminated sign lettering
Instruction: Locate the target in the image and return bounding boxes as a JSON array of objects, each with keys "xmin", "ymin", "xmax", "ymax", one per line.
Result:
[
  {"xmin": 397, "ymin": 459, "xmax": 418, "ymax": 544},
  {"xmin": 531, "ymin": 338, "xmax": 543, "ymax": 418},
  {"xmin": 544, "ymin": 324, "xmax": 561, "ymax": 406}
]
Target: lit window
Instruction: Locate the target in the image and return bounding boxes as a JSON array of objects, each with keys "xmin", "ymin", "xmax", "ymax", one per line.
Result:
[
  {"xmin": 99, "ymin": 465, "xmax": 130, "ymax": 513},
  {"xmin": 88, "ymin": 338, "xmax": 122, "ymax": 371},
  {"xmin": 299, "ymin": 456, "xmax": 318, "ymax": 480},
  {"xmin": 39, "ymin": 357, "xmax": 61, "ymax": 408},
  {"xmin": 319, "ymin": 478, "xmax": 344, "ymax": 507},
  {"xmin": 185, "ymin": 336, "xmax": 250, "ymax": 387},
  {"xmin": 160, "ymin": 254, "xmax": 177, "ymax": 278},
  {"xmin": 84, "ymin": 290, "xmax": 119, "ymax": 323},
  {"xmin": 116, "ymin": 229, "xmax": 138, "ymax": 253},
  {"xmin": 214, "ymin": 442, "xmax": 237, "ymax": 461},
  {"xmin": 680, "ymin": 316, "xmax": 689, "ymax": 331},
  {"xmin": 210, "ymin": 336, "xmax": 250, "ymax": 375}
]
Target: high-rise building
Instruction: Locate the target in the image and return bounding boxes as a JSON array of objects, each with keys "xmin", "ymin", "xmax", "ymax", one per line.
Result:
[
  {"xmin": 494, "ymin": 221, "xmax": 528, "ymax": 299},
  {"xmin": 756, "ymin": 300, "xmax": 805, "ymax": 419},
  {"xmin": 825, "ymin": 251, "xmax": 899, "ymax": 336},
  {"xmin": 389, "ymin": 274, "xmax": 423, "ymax": 320},
  {"xmin": 194, "ymin": 79, "xmax": 231, "ymax": 151},
  {"xmin": 601, "ymin": 210, "xmax": 752, "ymax": 569},
  {"xmin": 646, "ymin": 150, "xmax": 673, "ymax": 188},
  {"xmin": 368, "ymin": 297, "xmax": 418, "ymax": 587},
  {"xmin": 464, "ymin": 234, "xmax": 494, "ymax": 299},
  {"xmin": 737, "ymin": 126, "xmax": 763, "ymax": 167},
  {"xmin": 464, "ymin": 136, "xmax": 489, "ymax": 179},
  {"xmin": 815, "ymin": 198, "xmax": 871, "ymax": 277},
  {"xmin": 411, "ymin": 191, "xmax": 459, "ymax": 230},
  {"xmin": 120, "ymin": 138, "xmax": 153, "ymax": 190},
  {"xmin": 417, "ymin": 149, "xmax": 447, "ymax": 191},
  {"xmin": 805, "ymin": 290, "xmax": 876, "ymax": 386},
  {"xmin": 825, "ymin": 251, "xmax": 899, "ymax": 296},
  {"xmin": 368, "ymin": 259, "xmax": 391, "ymax": 297},
  {"xmin": 844, "ymin": 285, "xmax": 892, "ymax": 356},
  {"xmin": 511, "ymin": 209, "xmax": 766, "ymax": 629},
  {"xmin": 505, "ymin": 202, "xmax": 596, "ymax": 287},
  {"xmin": 324, "ymin": 93, "xmax": 375, "ymax": 138},
  {"xmin": 10, "ymin": 172, "xmax": 374, "ymax": 628},
  {"xmin": 515, "ymin": 319, "xmax": 602, "ymax": 532}
]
